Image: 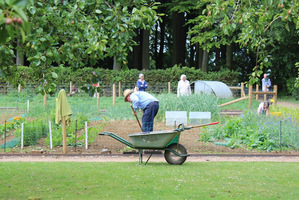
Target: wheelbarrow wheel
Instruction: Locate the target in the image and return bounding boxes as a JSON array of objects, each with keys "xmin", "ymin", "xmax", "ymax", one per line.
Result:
[{"xmin": 164, "ymin": 143, "xmax": 187, "ymax": 165}]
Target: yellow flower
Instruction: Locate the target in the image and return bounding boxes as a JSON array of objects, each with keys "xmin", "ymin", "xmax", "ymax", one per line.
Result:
[{"xmin": 11, "ymin": 122, "xmax": 14, "ymax": 124}]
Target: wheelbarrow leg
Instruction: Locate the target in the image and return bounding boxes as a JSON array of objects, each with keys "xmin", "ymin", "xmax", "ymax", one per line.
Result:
[
  {"xmin": 138, "ymin": 149, "xmax": 143, "ymax": 165},
  {"xmin": 145, "ymin": 150, "xmax": 155, "ymax": 165}
]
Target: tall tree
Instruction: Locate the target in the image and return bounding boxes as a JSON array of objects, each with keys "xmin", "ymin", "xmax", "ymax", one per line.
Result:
[
  {"xmin": 171, "ymin": 11, "xmax": 186, "ymax": 66},
  {"xmin": 187, "ymin": 0, "xmax": 299, "ymax": 84},
  {"xmin": 142, "ymin": 29, "xmax": 150, "ymax": 70}
]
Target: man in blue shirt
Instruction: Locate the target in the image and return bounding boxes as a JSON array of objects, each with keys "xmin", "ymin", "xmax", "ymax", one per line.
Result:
[{"xmin": 123, "ymin": 89, "xmax": 159, "ymax": 132}]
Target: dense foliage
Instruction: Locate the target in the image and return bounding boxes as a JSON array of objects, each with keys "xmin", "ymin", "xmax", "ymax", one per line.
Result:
[
  {"xmin": 1, "ymin": 0, "xmax": 298, "ymax": 96},
  {"xmin": 179, "ymin": 0, "xmax": 299, "ymax": 84},
  {"xmin": 1, "ymin": 65, "xmax": 240, "ymax": 87}
]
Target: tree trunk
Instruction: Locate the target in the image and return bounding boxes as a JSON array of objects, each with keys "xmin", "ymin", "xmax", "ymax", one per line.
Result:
[
  {"xmin": 220, "ymin": 44, "xmax": 226, "ymax": 60},
  {"xmin": 202, "ymin": 49, "xmax": 209, "ymax": 72},
  {"xmin": 215, "ymin": 47, "xmax": 220, "ymax": 70},
  {"xmin": 141, "ymin": 29, "xmax": 149, "ymax": 70},
  {"xmin": 16, "ymin": 40, "xmax": 24, "ymax": 66},
  {"xmin": 226, "ymin": 43, "xmax": 233, "ymax": 70},
  {"xmin": 133, "ymin": 29, "xmax": 142, "ymax": 70},
  {"xmin": 157, "ymin": 17, "xmax": 166, "ymax": 69},
  {"xmin": 190, "ymin": 44, "xmax": 195, "ymax": 67},
  {"xmin": 171, "ymin": 11, "xmax": 186, "ymax": 66},
  {"xmin": 113, "ymin": 56, "xmax": 121, "ymax": 71},
  {"xmin": 195, "ymin": 43, "xmax": 203, "ymax": 69},
  {"xmin": 154, "ymin": 22, "xmax": 158, "ymax": 65}
]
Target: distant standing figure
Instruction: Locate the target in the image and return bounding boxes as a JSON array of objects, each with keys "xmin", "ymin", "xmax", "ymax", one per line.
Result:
[
  {"xmin": 90, "ymin": 71, "xmax": 101, "ymax": 97},
  {"xmin": 262, "ymin": 73, "xmax": 271, "ymax": 91},
  {"xmin": 177, "ymin": 74, "xmax": 191, "ymax": 97},
  {"xmin": 136, "ymin": 73, "xmax": 148, "ymax": 92},
  {"xmin": 257, "ymin": 101, "xmax": 270, "ymax": 116}
]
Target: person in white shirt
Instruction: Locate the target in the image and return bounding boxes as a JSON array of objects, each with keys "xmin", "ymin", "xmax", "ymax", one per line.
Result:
[
  {"xmin": 257, "ymin": 101, "xmax": 270, "ymax": 116},
  {"xmin": 262, "ymin": 73, "xmax": 271, "ymax": 91},
  {"xmin": 177, "ymin": 74, "xmax": 191, "ymax": 97}
]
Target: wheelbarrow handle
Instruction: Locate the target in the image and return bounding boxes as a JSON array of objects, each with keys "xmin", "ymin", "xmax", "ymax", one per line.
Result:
[{"xmin": 188, "ymin": 121, "xmax": 219, "ymax": 129}]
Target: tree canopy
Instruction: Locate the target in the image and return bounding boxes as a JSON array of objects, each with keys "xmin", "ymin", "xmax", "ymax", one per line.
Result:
[{"xmin": 0, "ymin": 0, "xmax": 298, "ymax": 94}]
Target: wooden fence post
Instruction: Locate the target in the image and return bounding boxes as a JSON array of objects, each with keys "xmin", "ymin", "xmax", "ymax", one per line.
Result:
[
  {"xmin": 43, "ymin": 91, "xmax": 47, "ymax": 109},
  {"xmin": 241, "ymin": 82, "xmax": 245, "ymax": 97},
  {"xmin": 62, "ymin": 116, "xmax": 67, "ymax": 154},
  {"xmin": 119, "ymin": 81, "xmax": 121, "ymax": 97},
  {"xmin": 18, "ymin": 83, "xmax": 21, "ymax": 93},
  {"xmin": 97, "ymin": 83, "xmax": 100, "ymax": 109},
  {"xmin": 273, "ymin": 85, "xmax": 278, "ymax": 105},
  {"xmin": 97, "ymin": 91, "xmax": 100, "ymax": 110},
  {"xmin": 264, "ymin": 85, "xmax": 267, "ymax": 101},
  {"xmin": 69, "ymin": 81, "xmax": 72, "ymax": 94},
  {"xmin": 113, "ymin": 84, "xmax": 116, "ymax": 106},
  {"xmin": 256, "ymin": 84, "xmax": 259, "ymax": 100},
  {"xmin": 168, "ymin": 82, "xmax": 171, "ymax": 93},
  {"xmin": 249, "ymin": 85, "xmax": 253, "ymax": 109}
]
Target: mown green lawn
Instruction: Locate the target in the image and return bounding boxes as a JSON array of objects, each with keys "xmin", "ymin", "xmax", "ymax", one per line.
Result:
[{"xmin": 1, "ymin": 162, "xmax": 298, "ymax": 199}]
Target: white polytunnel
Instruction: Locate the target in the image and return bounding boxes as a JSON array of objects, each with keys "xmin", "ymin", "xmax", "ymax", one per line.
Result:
[{"xmin": 191, "ymin": 80, "xmax": 233, "ymax": 99}]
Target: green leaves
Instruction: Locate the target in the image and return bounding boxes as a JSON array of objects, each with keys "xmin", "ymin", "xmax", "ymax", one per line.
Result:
[
  {"xmin": 0, "ymin": 0, "xmax": 31, "ymax": 44},
  {"xmin": 184, "ymin": 0, "xmax": 299, "ymax": 84},
  {"xmin": 23, "ymin": 0, "xmax": 159, "ymax": 73}
]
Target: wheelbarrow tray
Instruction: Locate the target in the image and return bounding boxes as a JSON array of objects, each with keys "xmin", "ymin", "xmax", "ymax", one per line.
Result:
[{"xmin": 129, "ymin": 130, "xmax": 180, "ymax": 149}]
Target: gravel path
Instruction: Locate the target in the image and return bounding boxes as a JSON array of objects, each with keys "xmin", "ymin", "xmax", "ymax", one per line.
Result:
[
  {"xmin": 276, "ymin": 101, "xmax": 299, "ymax": 109},
  {"xmin": 1, "ymin": 155, "xmax": 298, "ymax": 162}
]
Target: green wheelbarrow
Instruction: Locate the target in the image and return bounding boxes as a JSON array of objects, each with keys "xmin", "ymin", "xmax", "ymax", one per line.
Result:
[{"xmin": 99, "ymin": 122, "xmax": 219, "ymax": 165}]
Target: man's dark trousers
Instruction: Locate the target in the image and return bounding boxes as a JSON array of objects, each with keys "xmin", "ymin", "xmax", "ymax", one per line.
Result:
[{"xmin": 142, "ymin": 101, "xmax": 159, "ymax": 132}]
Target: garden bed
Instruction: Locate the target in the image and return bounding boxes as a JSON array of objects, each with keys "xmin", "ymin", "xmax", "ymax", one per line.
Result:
[{"xmin": 2, "ymin": 120, "xmax": 298, "ymax": 155}]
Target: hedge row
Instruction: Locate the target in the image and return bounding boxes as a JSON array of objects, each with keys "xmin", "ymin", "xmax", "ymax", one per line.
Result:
[{"xmin": 1, "ymin": 65, "xmax": 241, "ymax": 87}]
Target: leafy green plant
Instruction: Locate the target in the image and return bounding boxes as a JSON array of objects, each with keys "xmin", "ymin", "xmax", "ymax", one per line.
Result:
[
  {"xmin": 14, "ymin": 118, "xmax": 48, "ymax": 146},
  {"xmin": 200, "ymin": 110, "xmax": 298, "ymax": 152},
  {"xmin": 0, "ymin": 116, "xmax": 25, "ymax": 137},
  {"xmin": 44, "ymin": 113, "xmax": 106, "ymax": 147}
]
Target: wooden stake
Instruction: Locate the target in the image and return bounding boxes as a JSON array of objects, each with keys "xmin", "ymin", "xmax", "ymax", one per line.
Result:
[
  {"xmin": 18, "ymin": 84, "xmax": 21, "ymax": 93},
  {"xmin": 241, "ymin": 82, "xmax": 245, "ymax": 97},
  {"xmin": 97, "ymin": 91, "xmax": 100, "ymax": 110},
  {"xmin": 119, "ymin": 81, "xmax": 121, "ymax": 97},
  {"xmin": 97, "ymin": 83, "xmax": 100, "ymax": 110},
  {"xmin": 168, "ymin": 82, "xmax": 171, "ymax": 93},
  {"xmin": 273, "ymin": 85, "xmax": 278, "ymax": 105},
  {"xmin": 113, "ymin": 84, "xmax": 116, "ymax": 107},
  {"xmin": 62, "ymin": 116, "xmax": 67, "ymax": 154},
  {"xmin": 43, "ymin": 91, "xmax": 47, "ymax": 109},
  {"xmin": 256, "ymin": 84, "xmax": 259, "ymax": 100},
  {"xmin": 218, "ymin": 96, "xmax": 249, "ymax": 107},
  {"xmin": 249, "ymin": 85, "xmax": 253, "ymax": 109},
  {"xmin": 264, "ymin": 85, "xmax": 267, "ymax": 101},
  {"xmin": 70, "ymin": 81, "xmax": 72, "ymax": 94}
]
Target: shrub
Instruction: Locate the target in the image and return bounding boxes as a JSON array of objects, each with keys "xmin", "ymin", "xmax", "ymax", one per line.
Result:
[{"xmin": 2, "ymin": 65, "xmax": 241, "ymax": 88}]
